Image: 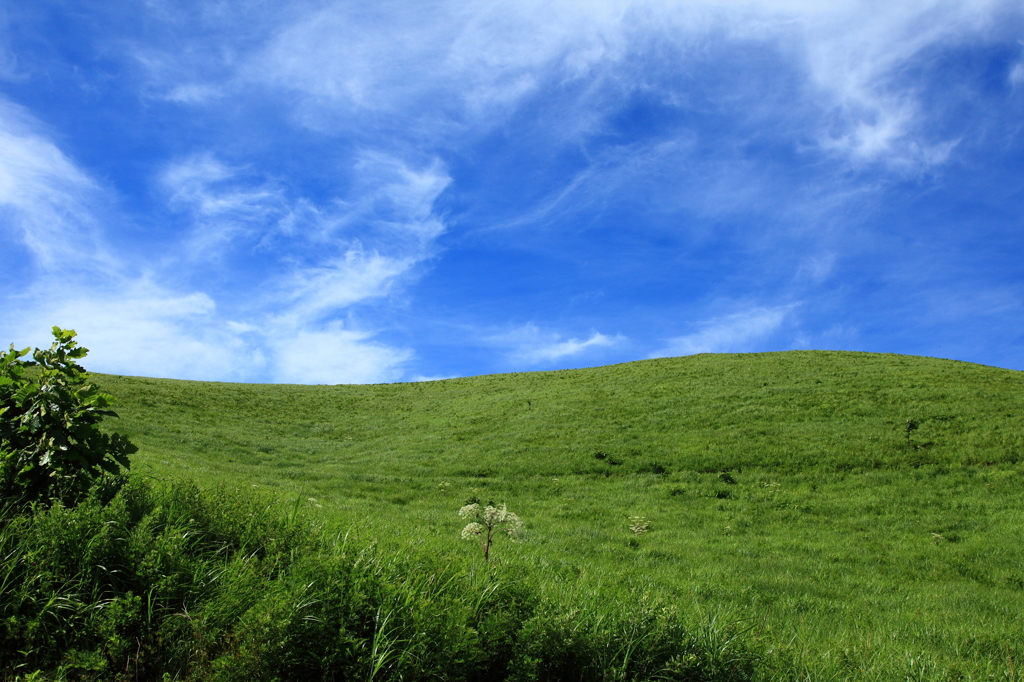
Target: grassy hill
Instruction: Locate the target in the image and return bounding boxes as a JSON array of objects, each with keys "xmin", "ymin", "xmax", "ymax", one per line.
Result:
[{"xmin": 92, "ymin": 350, "xmax": 1024, "ymax": 680}]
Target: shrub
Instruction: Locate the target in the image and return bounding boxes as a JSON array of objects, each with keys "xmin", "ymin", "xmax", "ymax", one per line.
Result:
[{"xmin": 0, "ymin": 327, "xmax": 136, "ymax": 508}]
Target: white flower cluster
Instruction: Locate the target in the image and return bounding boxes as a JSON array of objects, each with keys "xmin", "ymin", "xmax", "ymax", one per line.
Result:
[
  {"xmin": 458, "ymin": 502, "xmax": 523, "ymax": 540},
  {"xmin": 458, "ymin": 503, "xmax": 481, "ymax": 519},
  {"xmin": 461, "ymin": 522, "xmax": 484, "ymax": 540}
]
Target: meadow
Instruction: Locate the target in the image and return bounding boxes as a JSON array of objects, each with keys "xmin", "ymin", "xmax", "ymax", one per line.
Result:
[{"xmin": 82, "ymin": 350, "xmax": 1024, "ymax": 680}]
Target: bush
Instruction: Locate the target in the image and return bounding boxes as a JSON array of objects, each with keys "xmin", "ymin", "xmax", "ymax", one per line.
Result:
[{"xmin": 0, "ymin": 327, "xmax": 136, "ymax": 508}]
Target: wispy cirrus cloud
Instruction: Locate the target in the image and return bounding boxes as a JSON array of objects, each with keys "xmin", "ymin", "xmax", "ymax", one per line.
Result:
[
  {"xmin": 650, "ymin": 305, "xmax": 795, "ymax": 358},
  {"xmin": 340, "ymin": 152, "xmax": 450, "ymax": 248},
  {"xmin": 794, "ymin": 1, "xmax": 1000, "ymax": 167},
  {"xmin": 490, "ymin": 323, "xmax": 625, "ymax": 365},
  {"xmin": 162, "ymin": 154, "xmax": 278, "ymax": 219},
  {"xmin": 247, "ymin": 0, "xmax": 623, "ymax": 134},
  {"xmin": 226, "ymin": 0, "xmax": 1009, "ymax": 168},
  {"xmin": 161, "ymin": 153, "xmax": 286, "ymax": 258},
  {"xmin": 123, "ymin": 0, "xmax": 1020, "ymax": 270},
  {"xmin": 160, "ymin": 150, "xmax": 449, "ymax": 259},
  {"xmin": 272, "ymin": 250, "xmax": 414, "ymax": 327},
  {"xmin": 0, "ymin": 102, "xmax": 262, "ymax": 380},
  {"xmin": 0, "ymin": 99, "xmax": 108, "ymax": 270}
]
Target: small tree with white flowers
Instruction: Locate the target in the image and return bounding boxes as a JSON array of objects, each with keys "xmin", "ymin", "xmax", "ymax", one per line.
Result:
[{"xmin": 458, "ymin": 501, "xmax": 522, "ymax": 562}]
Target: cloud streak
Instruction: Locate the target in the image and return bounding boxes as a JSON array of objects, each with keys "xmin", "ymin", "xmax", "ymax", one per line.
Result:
[
  {"xmin": 0, "ymin": 99, "xmax": 108, "ymax": 270},
  {"xmin": 225, "ymin": 0, "xmax": 1012, "ymax": 167},
  {"xmin": 492, "ymin": 323, "xmax": 625, "ymax": 365},
  {"xmin": 651, "ymin": 305, "xmax": 794, "ymax": 358}
]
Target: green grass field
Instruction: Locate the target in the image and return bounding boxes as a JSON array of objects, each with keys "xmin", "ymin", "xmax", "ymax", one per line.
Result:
[{"xmin": 92, "ymin": 350, "xmax": 1024, "ymax": 680}]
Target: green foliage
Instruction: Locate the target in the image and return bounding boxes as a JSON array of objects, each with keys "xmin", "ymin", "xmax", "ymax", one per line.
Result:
[
  {"xmin": 0, "ymin": 328, "xmax": 136, "ymax": 508},
  {"xmin": 0, "ymin": 479, "xmax": 754, "ymax": 681}
]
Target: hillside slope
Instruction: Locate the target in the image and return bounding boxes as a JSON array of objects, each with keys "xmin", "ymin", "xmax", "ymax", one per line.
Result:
[
  {"xmin": 95, "ymin": 350, "xmax": 1024, "ymax": 483},
  {"xmin": 91, "ymin": 351, "xmax": 1024, "ymax": 679}
]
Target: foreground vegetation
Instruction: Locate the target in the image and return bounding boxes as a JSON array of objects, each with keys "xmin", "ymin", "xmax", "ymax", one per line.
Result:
[
  {"xmin": 88, "ymin": 351, "xmax": 1024, "ymax": 680},
  {"xmin": 0, "ymin": 478, "xmax": 752, "ymax": 681}
]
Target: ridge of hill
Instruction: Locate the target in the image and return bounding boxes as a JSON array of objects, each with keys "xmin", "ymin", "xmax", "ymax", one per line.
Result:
[{"xmin": 95, "ymin": 350, "xmax": 1023, "ymax": 483}]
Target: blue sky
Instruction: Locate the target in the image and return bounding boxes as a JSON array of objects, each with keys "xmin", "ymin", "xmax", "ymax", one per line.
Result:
[{"xmin": 1, "ymin": 0, "xmax": 1023, "ymax": 383}]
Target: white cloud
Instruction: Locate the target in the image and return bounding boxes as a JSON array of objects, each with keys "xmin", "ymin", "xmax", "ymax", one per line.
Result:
[
  {"xmin": 344, "ymin": 152, "xmax": 450, "ymax": 246},
  {"xmin": 163, "ymin": 156, "xmax": 282, "ymax": 220},
  {"xmin": 0, "ymin": 99, "xmax": 110, "ymax": 269},
  {"xmin": 154, "ymin": 150, "xmax": 451, "ymax": 379},
  {"xmin": 274, "ymin": 249, "xmax": 413, "ymax": 326},
  {"xmin": 5, "ymin": 270, "xmax": 419, "ymax": 383},
  {"xmin": 524, "ymin": 332, "xmax": 618, "ymax": 363},
  {"xmin": 162, "ymin": 154, "xmax": 239, "ymax": 210},
  {"xmin": 160, "ymin": 153, "xmax": 286, "ymax": 257},
  {"xmin": 4, "ymin": 266, "xmax": 418, "ymax": 383},
  {"xmin": 248, "ymin": 0, "xmax": 626, "ymax": 131},
  {"xmin": 261, "ymin": 154, "xmax": 451, "ymax": 328},
  {"xmin": 6, "ymin": 279, "xmax": 257, "ymax": 382},
  {"xmin": 6, "ymin": 0, "xmax": 1019, "ymax": 381},
  {"xmin": 158, "ymin": 149, "xmax": 449, "ymax": 259},
  {"xmin": 493, "ymin": 323, "xmax": 624, "ymax": 364},
  {"xmin": 222, "ymin": 0, "xmax": 1012, "ymax": 169},
  {"xmin": 727, "ymin": 0, "xmax": 998, "ymax": 168},
  {"xmin": 269, "ymin": 323, "xmax": 411, "ymax": 384},
  {"xmin": 650, "ymin": 305, "xmax": 793, "ymax": 357},
  {"xmin": 119, "ymin": 0, "xmax": 1016, "ymax": 179},
  {"xmin": 0, "ymin": 108, "xmax": 243, "ymax": 381}
]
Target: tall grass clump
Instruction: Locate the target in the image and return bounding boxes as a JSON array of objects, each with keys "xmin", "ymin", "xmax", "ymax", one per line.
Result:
[{"xmin": 0, "ymin": 477, "xmax": 755, "ymax": 681}]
